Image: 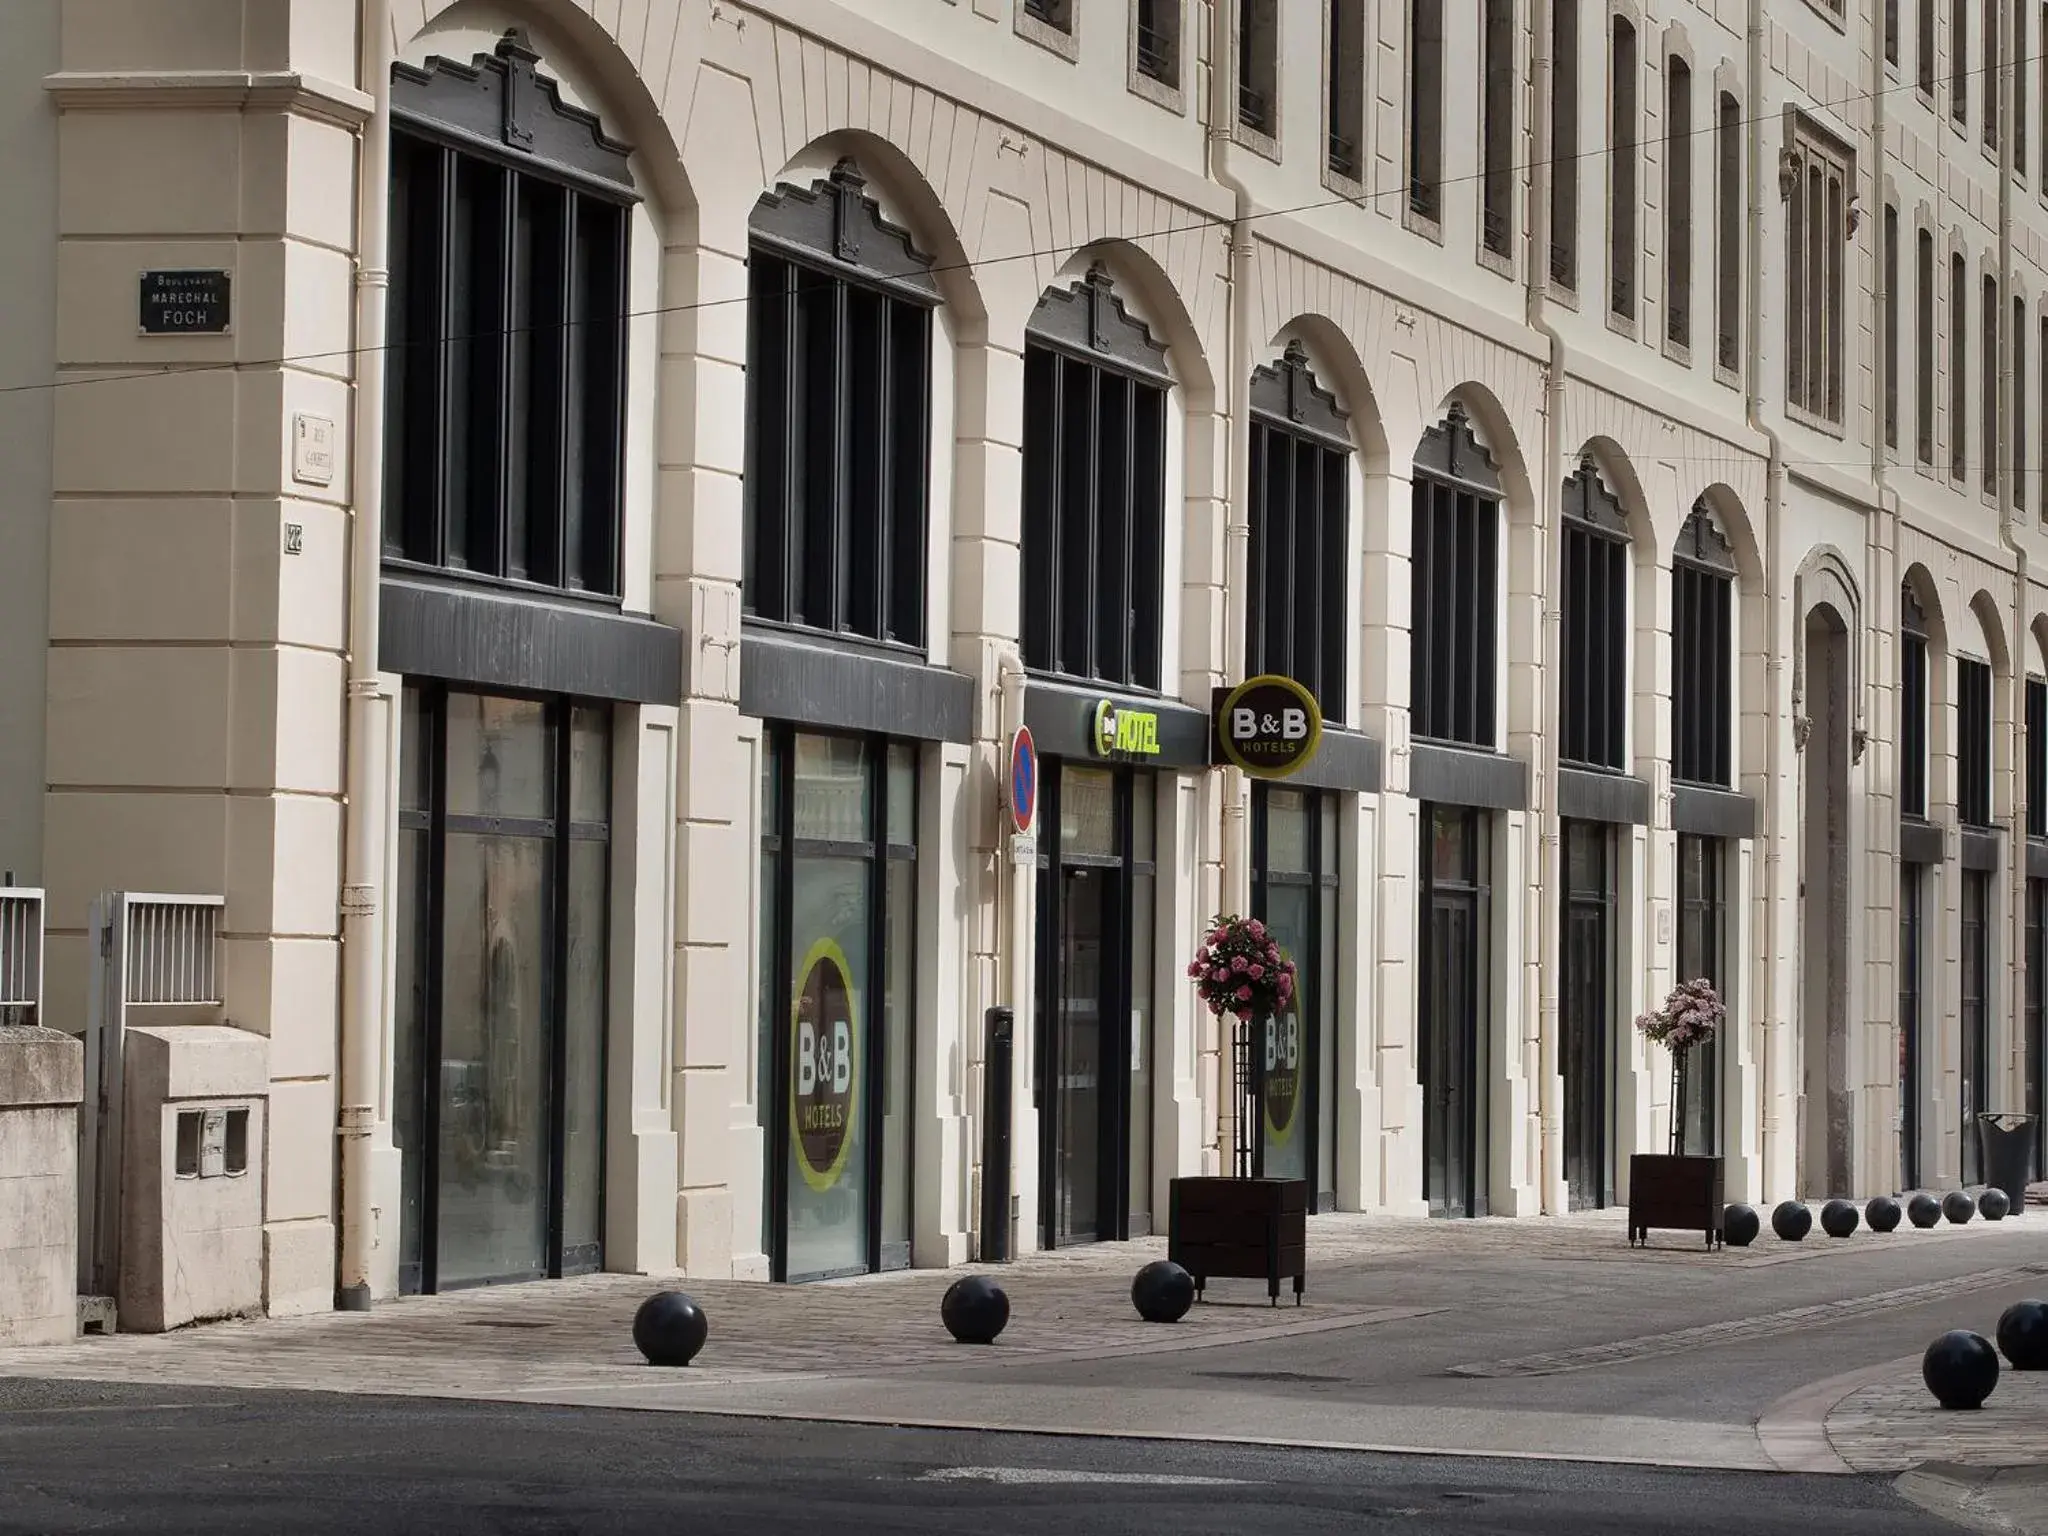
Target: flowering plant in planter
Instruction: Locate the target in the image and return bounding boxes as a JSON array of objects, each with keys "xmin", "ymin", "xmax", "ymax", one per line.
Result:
[
  {"xmin": 1636, "ymin": 977, "xmax": 1724, "ymax": 1154},
  {"xmin": 1187, "ymin": 914, "xmax": 1296, "ymax": 1021}
]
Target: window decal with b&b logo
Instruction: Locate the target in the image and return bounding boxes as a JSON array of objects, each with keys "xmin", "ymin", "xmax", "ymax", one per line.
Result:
[
  {"xmin": 790, "ymin": 937, "xmax": 859, "ymax": 1192},
  {"xmin": 1213, "ymin": 674, "xmax": 1323, "ymax": 778}
]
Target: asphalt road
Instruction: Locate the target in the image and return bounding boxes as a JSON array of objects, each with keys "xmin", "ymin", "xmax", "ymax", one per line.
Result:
[{"xmin": 0, "ymin": 1381, "xmax": 1966, "ymax": 1536}]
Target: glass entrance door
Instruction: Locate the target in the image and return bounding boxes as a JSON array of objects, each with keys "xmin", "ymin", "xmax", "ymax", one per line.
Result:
[
  {"xmin": 1560, "ymin": 821, "xmax": 1613, "ymax": 1210},
  {"xmin": 1250, "ymin": 788, "xmax": 1341, "ymax": 1201},
  {"xmin": 1676, "ymin": 834, "xmax": 1725, "ymax": 1155},
  {"xmin": 1053, "ymin": 866, "xmax": 1116, "ymax": 1243},
  {"xmin": 1900, "ymin": 867, "xmax": 1925, "ymax": 1190},
  {"xmin": 1962, "ymin": 869, "xmax": 1991, "ymax": 1186},
  {"xmin": 1419, "ymin": 806, "xmax": 1489, "ymax": 1218}
]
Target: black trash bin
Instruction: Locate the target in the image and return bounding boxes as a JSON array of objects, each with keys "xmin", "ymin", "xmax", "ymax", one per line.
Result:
[{"xmin": 1976, "ymin": 1113, "xmax": 2038, "ymax": 1214}]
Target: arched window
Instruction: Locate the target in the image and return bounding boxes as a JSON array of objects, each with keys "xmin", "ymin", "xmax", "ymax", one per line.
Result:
[
  {"xmin": 1248, "ymin": 343, "xmax": 1349, "ymax": 722},
  {"xmin": 1899, "ymin": 582, "xmax": 1930, "ymax": 819},
  {"xmin": 1560, "ymin": 459, "xmax": 1630, "ymax": 770},
  {"xmin": 1671, "ymin": 502, "xmax": 1735, "ymax": 787},
  {"xmin": 1410, "ymin": 404, "xmax": 1500, "ymax": 748}
]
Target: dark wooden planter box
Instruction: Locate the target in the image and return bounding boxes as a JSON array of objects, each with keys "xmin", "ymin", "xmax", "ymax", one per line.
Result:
[
  {"xmin": 1167, "ymin": 1176, "xmax": 1307, "ymax": 1306},
  {"xmin": 1627, "ymin": 1153, "xmax": 1726, "ymax": 1249}
]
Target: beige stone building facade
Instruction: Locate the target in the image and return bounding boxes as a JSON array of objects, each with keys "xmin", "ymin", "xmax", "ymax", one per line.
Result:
[{"xmin": 0, "ymin": 0, "xmax": 2042, "ymax": 1318}]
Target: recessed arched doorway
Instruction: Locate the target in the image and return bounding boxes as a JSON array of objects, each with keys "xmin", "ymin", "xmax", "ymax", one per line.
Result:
[{"xmin": 1800, "ymin": 601, "xmax": 1853, "ymax": 1198}]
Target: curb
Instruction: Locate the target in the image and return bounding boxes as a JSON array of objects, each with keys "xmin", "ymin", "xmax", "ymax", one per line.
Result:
[
  {"xmin": 1895, "ymin": 1462, "xmax": 2048, "ymax": 1536},
  {"xmin": 1755, "ymin": 1355, "xmax": 1921, "ymax": 1474}
]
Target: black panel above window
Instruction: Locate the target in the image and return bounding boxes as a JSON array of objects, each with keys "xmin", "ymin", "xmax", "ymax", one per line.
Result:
[
  {"xmin": 1958, "ymin": 656, "xmax": 1994, "ymax": 828},
  {"xmin": 743, "ymin": 160, "xmax": 937, "ymax": 650},
  {"xmin": 1900, "ymin": 584, "xmax": 1930, "ymax": 821},
  {"xmin": 385, "ymin": 33, "xmax": 635, "ymax": 602},
  {"xmin": 1560, "ymin": 460, "xmax": 1630, "ymax": 772},
  {"xmin": 2027, "ymin": 675, "xmax": 2046, "ymax": 839},
  {"xmin": 1248, "ymin": 344, "xmax": 1350, "ymax": 726},
  {"xmin": 1021, "ymin": 269, "xmax": 1169, "ymax": 691},
  {"xmin": 1410, "ymin": 405, "xmax": 1501, "ymax": 749},
  {"xmin": 1671, "ymin": 502, "xmax": 1735, "ymax": 789}
]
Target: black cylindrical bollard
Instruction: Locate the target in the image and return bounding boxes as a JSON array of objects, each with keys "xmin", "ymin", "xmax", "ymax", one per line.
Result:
[
  {"xmin": 979, "ymin": 1007, "xmax": 1015, "ymax": 1264},
  {"xmin": 1820, "ymin": 1199, "xmax": 1859, "ymax": 1238},
  {"xmin": 1771, "ymin": 1201, "xmax": 1812, "ymax": 1241},
  {"xmin": 1132, "ymin": 1260, "xmax": 1196, "ymax": 1324},
  {"xmin": 1922, "ymin": 1330, "xmax": 2000, "ymax": 1410},
  {"xmin": 942, "ymin": 1275, "xmax": 1010, "ymax": 1344},
  {"xmin": 1866, "ymin": 1195, "xmax": 1903, "ymax": 1233},
  {"xmin": 1724, "ymin": 1204, "xmax": 1761, "ymax": 1247},
  {"xmin": 1908, "ymin": 1193, "xmax": 1943, "ymax": 1228},
  {"xmin": 633, "ymin": 1290, "xmax": 709, "ymax": 1367},
  {"xmin": 1996, "ymin": 1300, "xmax": 2048, "ymax": 1371}
]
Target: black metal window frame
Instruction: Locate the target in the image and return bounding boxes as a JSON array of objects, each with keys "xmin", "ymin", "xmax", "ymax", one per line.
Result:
[
  {"xmin": 758, "ymin": 726, "xmax": 919, "ymax": 1282},
  {"xmin": 1672, "ymin": 503, "xmax": 1737, "ymax": 788},
  {"xmin": 1962, "ymin": 866, "xmax": 1991, "ymax": 1185},
  {"xmin": 1249, "ymin": 783, "xmax": 1342, "ymax": 1205},
  {"xmin": 1409, "ymin": 0, "xmax": 1445, "ymax": 221},
  {"xmin": 1676, "ymin": 830, "xmax": 1725, "ymax": 1156},
  {"xmin": 1561, "ymin": 818, "xmax": 1617, "ymax": 1210},
  {"xmin": 385, "ymin": 33, "xmax": 635, "ymax": 602},
  {"xmin": 1784, "ymin": 114, "xmax": 1853, "ymax": 426},
  {"xmin": 1918, "ymin": 227, "xmax": 1937, "ymax": 464},
  {"xmin": 1609, "ymin": 14, "xmax": 1639, "ymax": 321},
  {"xmin": 743, "ymin": 159, "xmax": 939, "ymax": 651},
  {"xmin": 1665, "ymin": 55, "xmax": 1693, "ymax": 349},
  {"xmin": 1716, "ymin": 91, "xmax": 1741, "ymax": 371},
  {"xmin": 1560, "ymin": 459, "xmax": 1631, "ymax": 772},
  {"xmin": 1551, "ymin": 1, "xmax": 1580, "ymax": 290},
  {"xmin": 1237, "ymin": 0, "xmax": 1279, "ymax": 137},
  {"xmin": 1021, "ymin": 267, "xmax": 1172, "ymax": 692},
  {"xmin": 394, "ymin": 681, "xmax": 612, "ymax": 1295},
  {"xmin": 1984, "ymin": 274, "xmax": 2002, "ymax": 497},
  {"xmin": 1249, "ymin": 344, "xmax": 1350, "ymax": 726},
  {"xmin": 1958, "ymin": 654, "xmax": 1994, "ymax": 827},
  {"xmin": 1901, "ymin": 584, "xmax": 1931, "ymax": 820},
  {"xmin": 1326, "ymin": 0, "xmax": 1365, "ymax": 180},
  {"xmin": 1952, "ymin": 251, "xmax": 1969, "ymax": 482},
  {"xmin": 1135, "ymin": 0, "xmax": 1181, "ymax": 88},
  {"xmin": 2028, "ymin": 675, "xmax": 2047, "ymax": 837},
  {"xmin": 1411, "ymin": 404, "xmax": 1502, "ymax": 749},
  {"xmin": 1953, "ymin": 0, "xmax": 1970, "ymax": 126},
  {"xmin": 1481, "ymin": 0, "xmax": 1515, "ymax": 259},
  {"xmin": 1884, "ymin": 204, "xmax": 1901, "ymax": 450}
]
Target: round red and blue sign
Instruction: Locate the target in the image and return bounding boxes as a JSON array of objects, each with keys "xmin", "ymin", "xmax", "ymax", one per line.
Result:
[{"xmin": 1008, "ymin": 726, "xmax": 1037, "ymax": 835}]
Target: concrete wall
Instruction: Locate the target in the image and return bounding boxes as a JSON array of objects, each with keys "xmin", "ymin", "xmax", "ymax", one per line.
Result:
[{"xmin": 0, "ymin": 1026, "xmax": 84, "ymax": 1346}]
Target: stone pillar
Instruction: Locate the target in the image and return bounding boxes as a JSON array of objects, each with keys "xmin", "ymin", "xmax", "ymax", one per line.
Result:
[
  {"xmin": 41, "ymin": 4, "xmax": 367, "ymax": 1315},
  {"xmin": 0, "ymin": 1025, "xmax": 85, "ymax": 1346}
]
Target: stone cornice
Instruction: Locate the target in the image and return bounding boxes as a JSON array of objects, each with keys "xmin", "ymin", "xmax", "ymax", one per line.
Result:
[{"xmin": 43, "ymin": 70, "xmax": 373, "ymax": 128}]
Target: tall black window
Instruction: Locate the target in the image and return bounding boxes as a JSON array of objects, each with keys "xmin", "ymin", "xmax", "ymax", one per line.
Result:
[
  {"xmin": 1984, "ymin": 274, "xmax": 2001, "ymax": 496},
  {"xmin": 1551, "ymin": 0, "xmax": 1580, "ymax": 289},
  {"xmin": 1409, "ymin": 0, "xmax": 1445, "ymax": 220},
  {"xmin": 385, "ymin": 35, "xmax": 632, "ymax": 598},
  {"xmin": 1411, "ymin": 405, "xmax": 1501, "ymax": 748},
  {"xmin": 2017, "ymin": 296, "xmax": 2029, "ymax": 512},
  {"xmin": 1954, "ymin": 0, "xmax": 1970, "ymax": 126},
  {"xmin": 2027, "ymin": 675, "xmax": 2047, "ymax": 837},
  {"xmin": 1918, "ymin": 229, "xmax": 1937, "ymax": 463},
  {"xmin": 1900, "ymin": 583, "xmax": 1930, "ymax": 819},
  {"xmin": 1560, "ymin": 460, "xmax": 1630, "ymax": 770},
  {"xmin": 1238, "ymin": 0, "xmax": 1279, "ymax": 137},
  {"xmin": 744, "ymin": 160, "xmax": 937, "ymax": 648},
  {"xmin": 1482, "ymin": 0, "xmax": 1515, "ymax": 258},
  {"xmin": 1136, "ymin": 0, "xmax": 1180, "ymax": 87},
  {"xmin": 1884, "ymin": 204, "xmax": 1901, "ymax": 450},
  {"xmin": 1609, "ymin": 16, "xmax": 1639, "ymax": 321},
  {"xmin": 1021, "ymin": 269, "xmax": 1170, "ymax": 691},
  {"xmin": 1952, "ymin": 253, "xmax": 1969, "ymax": 481},
  {"xmin": 1672, "ymin": 503, "xmax": 1736, "ymax": 787},
  {"xmin": 1921, "ymin": 0, "xmax": 1938, "ymax": 92},
  {"xmin": 1984, "ymin": 0, "xmax": 2001, "ymax": 149},
  {"xmin": 1716, "ymin": 92, "xmax": 1740, "ymax": 370},
  {"xmin": 1666, "ymin": 57, "xmax": 1693, "ymax": 349},
  {"xmin": 1248, "ymin": 345, "xmax": 1350, "ymax": 724},
  {"xmin": 1676, "ymin": 832, "xmax": 1724, "ymax": 1155},
  {"xmin": 1785, "ymin": 117, "xmax": 1853, "ymax": 424},
  {"xmin": 1958, "ymin": 655, "xmax": 1994, "ymax": 826},
  {"xmin": 1327, "ymin": 0, "xmax": 1366, "ymax": 179}
]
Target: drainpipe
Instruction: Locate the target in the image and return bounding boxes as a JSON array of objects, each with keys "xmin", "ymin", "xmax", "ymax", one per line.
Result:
[
  {"xmin": 1527, "ymin": 1, "xmax": 1567, "ymax": 1214},
  {"xmin": 337, "ymin": 0, "xmax": 393, "ymax": 1312},
  {"xmin": 1208, "ymin": 0, "xmax": 1255, "ymax": 1176},
  {"xmin": 1995, "ymin": 5, "xmax": 2027, "ymax": 1140},
  {"xmin": 1746, "ymin": 0, "xmax": 1791, "ymax": 1202}
]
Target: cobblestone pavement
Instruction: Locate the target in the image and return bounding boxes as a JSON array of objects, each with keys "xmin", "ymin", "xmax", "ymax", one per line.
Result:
[{"xmin": 1828, "ymin": 1360, "xmax": 2048, "ymax": 1473}]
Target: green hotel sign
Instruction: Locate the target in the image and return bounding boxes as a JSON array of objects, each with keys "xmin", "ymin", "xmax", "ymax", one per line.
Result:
[{"xmin": 1092, "ymin": 699, "xmax": 1162, "ymax": 759}]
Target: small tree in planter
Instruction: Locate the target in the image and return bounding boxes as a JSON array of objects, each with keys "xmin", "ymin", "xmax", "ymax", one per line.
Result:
[
  {"xmin": 1188, "ymin": 915, "xmax": 1297, "ymax": 1178},
  {"xmin": 1636, "ymin": 978, "xmax": 1724, "ymax": 1155}
]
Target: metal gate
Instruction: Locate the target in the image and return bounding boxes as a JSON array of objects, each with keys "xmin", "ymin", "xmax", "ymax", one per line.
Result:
[
  {"xmin": 78, "ymin": 892, "xmax": 225, "ymax": 1303},
  {"xmin": 0, "ymin": 886, "xmax": 43, "ymax": 1026}
]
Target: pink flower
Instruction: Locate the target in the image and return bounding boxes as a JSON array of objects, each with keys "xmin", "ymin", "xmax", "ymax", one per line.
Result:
[
  {"xmin": 1212, "ymin": 966, "xmax": 1230, "ymax": 983},
  {"xmin": 1231, "ymin": 955, "xmax": 1249, "ymax": 972},
  {"xmin": 1248, "ymin": 920, "xmax": 1265, "ymax": 938},
  {"xmin": 1236, "ymin": 984, "xmax": 1253, "ymax": 1001},
  {"xmin": 1248, "ymin": 964, "xmax": 1264, "ymax": 980}
]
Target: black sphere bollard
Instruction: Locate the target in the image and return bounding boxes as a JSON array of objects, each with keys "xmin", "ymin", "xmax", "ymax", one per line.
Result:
[
  {"xmin": 1908, "ymin": 1193, "xmax": 1943, "ymax": 1228},
  {"xmin": 1723, "ymin": 1203, "xmax": 1761, "ymax": 1248},
  {"xmin": 1131, "ymin": 1260, "xmax": 1196, "ymax": 1324},
  {"xmin": 941, "ymin": 1275, "xmax": 1010, "ymax": 1344},
  {"xmin": 1866, "ymin": 1196, "xmax": 1903, "ymax": 1233},
  {"xmin": 632, "ymin": 1290, "xmax": 709, "ymax": 1368},
  {"xmin": 1771, "ymin": 1201, "xmax": 1813, "ymax": 1241},
  {"xmin": 1979, "ymin": 1187, "xmax": 2011, "ymax": 1221},
  {"xmin": 1820, "ymin": 1199, "xmax": 1860, "ymax": 1239},
  {"xmin": 1921, "ymin": 1330, "xmax": 2001, "ymax": 1410},
  {"xmin": 1996, "ymin": 1300, "xmax": 2048, "ymax": 1371},
  {"xmin": 1942, "ymin": 1190, "xmax": 1978, "ymax": 1225}
]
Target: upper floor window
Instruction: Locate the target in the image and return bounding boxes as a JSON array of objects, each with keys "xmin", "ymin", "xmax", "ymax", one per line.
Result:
[
  {"xmin": 1953, "ymin": 0, "xmax": 1969, "ymax": 126},
  {"xmin": 1900, "ymin": 583, "xmax": 1930, "ymax": 819},
  {"xmin": 1135, "ymin": 0, "xmax": 1180, "ymax": 88},
  {"xmin": 1021, "ymin": 269, "xmax": 1169, "ymax": 690},
  {"xmin": 1884, "ymin": 204, "xmax": 1901, "ymax": 449},
  {"xmin": 1957, "ymin": 655, "xmax": 1994, "ymax": 827},
  {"xmin": 1984, "ymin": 274, "xmax": 2001, "ymax": 496},
  {"xmin": 2017, "ymin": 2, "xmax": 2030, "ymax": 173},
  {"xmin": 1024, "ymin": 0, "xmax": 1073, "ymax": 31},
  {"xmin": 1887, "ymin": 0, "xmax": 1901, "ymax": 65},
  {"xmin": 1609, "ymin": 16, "xmax": 1639, "ymax": 322},
  {"xmin": 1672, "ymin": 502, "xmax": 1737, "ymax": 788},
  {"xmin": 1716, "ymin": 91, "xmax": 1741, "ymax": 371},
  {"xmin": 1666, "ymin": 57, "xmax": 1694, "ymax": 350},
  {"xmin": 2028, "ymin": 674, "xmax": 2047, "ymax": 837},
  {"xmin": 1551, "ymin": 0, "xmax": 1580, "ymax": 290},
  {"xmin": 1248, "ymin": 344, "xmax": 1350, "ymax": 726},
  {"xmin": 1411, "ymin": 405, "xmax": 1500, "ymax": 749},
  {"xmin": 743, "ymin": 161, "xmax": 938, "ymax": 648},
  {"xmin": 1237, "ymin": 0, "xmax": 1279, "ymax": 138},
  {"xmin": 2016, "ymin": 296, "xmax": 2029, "ymax": 512},
  {"xmin": 1918, "ymin": 228, "xmax": 1937, "ymax": 463},
  {"xmin": 1920, "ymin": 0, "xmax": 1938, "ymax": 95},
  {"xmin": 1560, "ymin": 460, "xmax": 1631, "ymax": 771},
  {"xmin": 1785, "ymin": 116, "xmax": 1852, "ymax": 425},
  {"xmin": 1984, "ymin": 0, "xmax": 2001, "ymax": 150},
  {"xmin": 1952, "ymin": 252, "xmax": 1969, "ymax": 480},
  {"xmin": 385, "ymin": 33, "xmax": 634, "ymax": 599},
  {"xmin": 1481, "ymin": 0, "xmax": 1515, "ymax": 258},
  {"xmin": 1326, "ymin": 0, "xmax": 1365, "ymax": 179},
  {"xmin": 1409, "ymin": 0, "xmax": 1445, "ymax": 222}
]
